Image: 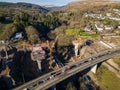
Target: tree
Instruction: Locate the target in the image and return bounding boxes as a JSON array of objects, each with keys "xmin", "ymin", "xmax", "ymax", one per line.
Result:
[
  {"xmin": 13, "ymin": 15, "xmax": 21, "ymax": 23},
  {"xmin": 14, "ymin": 12, "xmax": 30, "ymax": 26},
  {"xmin": 25, "ymin": 26, "xmax": 40, "ymax": 44},
  {"xmin": 102, "ymin": 19, "xmax": 111, "ymax": 25},
  {"xmin": 1, "ymin": 24, "xmax": 17, "ymax": 40},
  {"xmin": 20, "ymin": 12, "xmax": 29, "ymax": 22},
  {"xmin": 66, "ymin": 82, "xmax": 77, "ymax": 90},
  {"xmin": 0, "ymin": 16, "xmax": 5, "ymax": 22},
  {"xmin": 57, "ymin": 34, "xmax": 75, "ymax": 46}
]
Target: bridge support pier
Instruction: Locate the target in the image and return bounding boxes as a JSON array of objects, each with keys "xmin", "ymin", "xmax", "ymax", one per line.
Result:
[
  {"xmin": 91, "ymin": 64, "xmax": 97, "ymax": 74},
  {"xmin": 36, "ymin": 60, "xmax": 41, "ymax": 70}
]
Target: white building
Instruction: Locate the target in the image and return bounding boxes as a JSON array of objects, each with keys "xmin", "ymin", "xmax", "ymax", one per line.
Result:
[
  {"xmin": 104, "ymin": 25, "xmax": 113, "ymax": 30},
  {"xmin": 84, "ymin": 26, "xmax": 92, "ymax": 32},
  {"xmin": 0, "ymin": 40, "xmax": 5, "ymax": 44},
  {"xmin": 15, "ymin": 32, "xmax": 23, "ymax": 39},
  {"xmin": 95, "ymin": 24, "xmax": 104, "ymax": 32},
  {"xmin": 118, "ymin": 25, "xmax": 120, "ymax": 29},
  {"xmin": 106, "ymin": 13, "xmax": 111, "ymax": 17}
]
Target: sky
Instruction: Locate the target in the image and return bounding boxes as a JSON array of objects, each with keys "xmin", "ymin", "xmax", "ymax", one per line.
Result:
[
  {"xmin": 0, "ymin": 0, "xmax": 77, "ymax": 6},
  {"xmin": 0, "ymin": 0, "xmax": 120, "ymax": 6}
]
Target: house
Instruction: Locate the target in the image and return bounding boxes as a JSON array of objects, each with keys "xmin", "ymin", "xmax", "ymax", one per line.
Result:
[
  {"xmin": 0, "ymin": 40, "xmax": 5, "ymax": 44},
  {"xmin": 106, "ymin": 13, "xmax": 111, "ymax": 17},
  {"xmin": 118, "ymin": 25, "xmax": 120, "ymax": 29},
  {"xmin": 84, "ymin": 25, "xmax": 92, "ymax": 32},
  {"xmin": 104, "ymin": 25, "xmax": 113, "ymax": 30},
  {"xmin": 84, "ymin": 13, "xmax": 89, "ymax": 17},
  {"xmin": 113, "ymin": 9, "xmax": 120, "ymax": 12},
  {"xmin": 15, "ymin": 32, "xmax": 23, "ymax": 39},
  {"xmin": 95, "ymin": 24, "xmax": 104, "ymax": 32}
]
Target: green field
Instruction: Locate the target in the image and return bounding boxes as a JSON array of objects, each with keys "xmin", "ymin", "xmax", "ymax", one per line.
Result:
[
  {"xmin": 113, "ymin": 56, "xmax": 120, "ymax": 68},
  {"xmin": 96, "ymin": 66, "xmax": 120, "ymax": 90},
  {"xmin": 79, "ymin": 31, "xmax": 98, "ymax": 38},
  {"xmin": 65, "ymin": 29, "xmax": 98, "ymax": 38}
]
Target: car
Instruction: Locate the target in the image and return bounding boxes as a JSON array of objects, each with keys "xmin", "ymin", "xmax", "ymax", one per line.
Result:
[
  {"xmin": 43, "ymin": 77, "xmax": 50, "ymax": 82},
  {"xmin": 70, "ymin": 65, "xmax": 76, "ymax": 69},
  {"xmin": 49, "ymin": 75, "xmax": 54, "ymax": 79},
  {"xmin": 84, "ymin": 60, "xmax": 88, "ymax": 63},
  {"xmin": 38, "ymin": 80, "xmax": 44, "ymax": 85},
  {"xmin": 88, "ymin": 58, "xmax": 92, "ymax": 61},
  {"xmin": 83, "ymin": 75, "xmax": 91, "ymax": 83},
  {"xmin": 32, "ymin": 83, "xmax": 38, "ymax": 87},
  {"xmin": 76, "ymin": 63, "xmax": 81, "ymax": 66},
  {"xmin": 54, "ymin": 71, "xmax": 61, "ymax": 76},
  {"xmin": 62, "ymin": 66, "xmax": 70, "ymax": 72}
]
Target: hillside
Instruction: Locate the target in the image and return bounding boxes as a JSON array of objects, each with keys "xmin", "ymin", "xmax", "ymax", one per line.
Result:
[
  {"xmin": 0, "ymin": 2, "xmax": 61, "ymax": 43},
  {"xmin": 0, "ymin": 2, "xmax": 49, "ymax": 13},
  {"xmin": 43, "ymin": 5, "xmax": 64, "ymax": 11},
  {"xmin": 64, "ymin": 0, "xmax": 120, "ymax": 11}
]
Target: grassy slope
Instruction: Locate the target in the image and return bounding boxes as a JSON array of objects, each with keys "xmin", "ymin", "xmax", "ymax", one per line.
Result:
[
  {"xmin": 65, "ymin": 29, "xmax": 98, "ymax": 38},
  {"xmin": 0, "ymin": 24, "xmax": 6, "ymax": 36},
  {"xmin": 96, "ymin": 66, "xmax": 120, "ymax": 90},
  {"xmin": 65, "ymin": 1, "xmax": 120, "ymax": 12},
  {"xmin": 113, "ymin": 56, "xmax": 120, "ymax": 68}
]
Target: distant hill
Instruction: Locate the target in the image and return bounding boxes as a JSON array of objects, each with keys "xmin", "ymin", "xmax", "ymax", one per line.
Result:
[
  {"xmin": 63, "ymin": 0, "xmax": 120, "ymax": 11},
  {"xmin": 0, "ymin": 2, "xmax": 49, "ymax": 13},
  {"xmin": 43, "ymin": 5, "xmax": 64, "ymax": 11}
]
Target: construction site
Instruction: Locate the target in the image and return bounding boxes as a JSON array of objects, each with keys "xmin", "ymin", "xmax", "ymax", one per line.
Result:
[{"xmin": 0, "ymin": 35, "xmax": 120, "ymax": 89}]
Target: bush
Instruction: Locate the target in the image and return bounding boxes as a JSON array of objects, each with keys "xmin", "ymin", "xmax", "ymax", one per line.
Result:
[
  {"xmin": 65, "ymin": 82, "xmax": 77, "ymax": 90},
  {"xmin": 0, "ymin": 24, "xmax": 17, "ymax": 40},
  {"xmin": 0, "ymin": 16, "xmax": 5, "ymax": 22},
  {"xmin": 57, "ymin": 34, "xmax": 75, "ymax": 46}
]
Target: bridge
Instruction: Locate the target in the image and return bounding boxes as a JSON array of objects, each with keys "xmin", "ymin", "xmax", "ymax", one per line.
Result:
[{"xmin": 13, "ymin": 48, "xmax": 120, "ymax": 90}]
